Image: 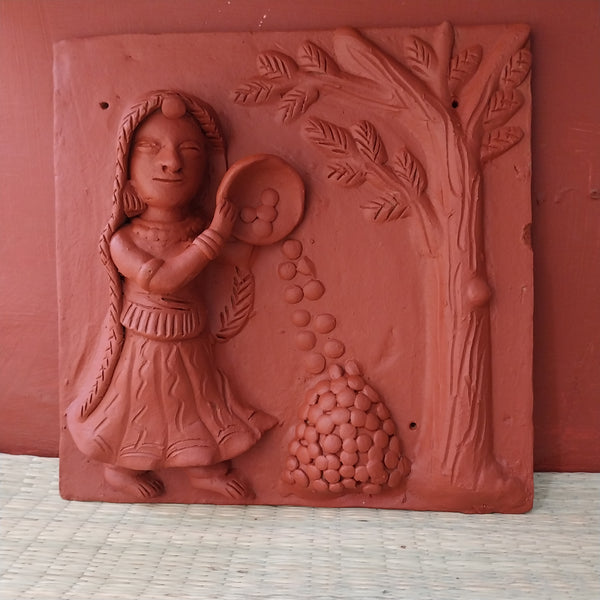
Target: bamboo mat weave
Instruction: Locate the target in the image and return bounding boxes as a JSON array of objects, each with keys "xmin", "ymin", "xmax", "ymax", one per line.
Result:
[{"xmin": 1, "ymin": 455, "xmax": 599, "ymax": 600}]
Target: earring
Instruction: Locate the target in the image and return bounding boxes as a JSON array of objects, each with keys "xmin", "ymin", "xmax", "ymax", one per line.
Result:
[{"xmin": 123, "ymin": 181, "xmax": 146, "ymax": 217}]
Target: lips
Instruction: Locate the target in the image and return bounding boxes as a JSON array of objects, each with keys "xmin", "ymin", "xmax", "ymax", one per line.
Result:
[{"xmin": 153, "ymin": 177, "xmax": 183, "ymax": 183}]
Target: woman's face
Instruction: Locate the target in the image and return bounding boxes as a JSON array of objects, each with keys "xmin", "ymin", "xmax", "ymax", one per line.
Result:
[{"xmin": 129, "ymin": 110, "xmax": 207, "ymax": 213}]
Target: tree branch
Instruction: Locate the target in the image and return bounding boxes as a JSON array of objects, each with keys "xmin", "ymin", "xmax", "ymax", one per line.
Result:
[{"xmin": 332, "ymin": 27, "xmax": 437, "ymax": 119}]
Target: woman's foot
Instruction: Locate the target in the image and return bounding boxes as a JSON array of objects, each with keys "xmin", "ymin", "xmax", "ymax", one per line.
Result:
[
  {"xmin": 104, "ymin": 464, "xmax": 164, "ymax": 499},
  {"xmin": 186, "ymin": 464, "xmax": 254, "ymax": 500}
]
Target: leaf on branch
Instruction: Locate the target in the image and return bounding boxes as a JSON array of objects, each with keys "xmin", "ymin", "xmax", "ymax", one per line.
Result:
[
  {"xmin": 500, "ymin": 48, "xmax": 532, "ymax": 90},
  {"xmin": 361, "ymin": 193, "xmax": 410, "ymax": 223},
  {"xmin": 391, "ymin": 149, "xmax": 427, "ymax": 195},
  {"xmin": 448, "ymin": 45, "xmax": 482, "ymax": 95},
  {"xmin": 232, "ymin": 79, "xmax": 276, "ymax": 105},
  {"xmin": 304, "ymin": 118, "xmax": 356, "ymax": 157},
  {"xmin": 403, "ymin": 35, "xmax": 436, "ymax": 77},
  {"xmin": 327, "ymin": 161, "xmax": 367, "ymax": 187},
  {"xmin": 351, "ymin": 121, "xmax": 388, "ymax": 165},
  {"xmin": 215, "ymin": 268, "xmax": 256, "ymax": 342},
  {"xmin": 483, "ymin": 89, "xmax": 524, "ymax": 129},
  {"xmin": 480, "ymin": 126, "xmax": 524, "ymax": 163},
  {"xmin": 297, "ymin": 41, "xmax": 341, "ymax": 75},
  {"xmin": 257, "ymin": 51, "xmax": 298, "ymax": 80},
  {"xmin": 277, "ymin": 87, "xmax": 320, "ymax": 123}
]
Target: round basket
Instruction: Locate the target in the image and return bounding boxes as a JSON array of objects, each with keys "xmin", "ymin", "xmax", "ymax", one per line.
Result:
[{"xmin": 217, "ymin": 154, "xmax": 305, "ymax": 246}]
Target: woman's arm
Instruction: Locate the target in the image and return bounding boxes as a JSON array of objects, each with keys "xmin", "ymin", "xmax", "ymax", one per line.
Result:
[{"xmin": 111, "ymin": 201, "xmax": 237, "ymax": 294}]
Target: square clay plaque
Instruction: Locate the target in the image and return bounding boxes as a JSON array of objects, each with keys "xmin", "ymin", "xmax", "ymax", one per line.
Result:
[{"xmin": 56, "ymin": 24, "xmax": 533, "ymax": 513}]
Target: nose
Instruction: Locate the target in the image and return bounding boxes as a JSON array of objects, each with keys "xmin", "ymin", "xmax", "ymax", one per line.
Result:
[{"xmin": 158, "ymin": 144, "xmax": 183, "ymax": 173}]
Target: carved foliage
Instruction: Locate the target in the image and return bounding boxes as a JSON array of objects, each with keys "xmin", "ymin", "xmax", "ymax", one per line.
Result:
[
  {"xmin": 215, "ymin": 267, "xmax": 255, "ymax": 342},
  {"xmin": 233, "ymin": 44, "xmax": 341, "ymax": 124},
  {"xmin": 352, "ymin": 120, "xmax": 388, "ymax": 165},
  {"xmin": 278, "ymin": 87, "xmax": 320, "ymax": 123},
  {"xmin": 361, "ymin": 193, "xmax": 409, "ymax": 223},
  {"xmin": 303, "ymin": 117, "xmax": 425, "ymax": 224},
  {"xmin": 232, "ymin": 79, "xmax": 275, "ymax": 105},
  {"xmin": 297, "ymin": 41, "xmax": 340, "ymax": 76},
  {"xmin": 392, "ymin": 149, "xmax": 427, "ymax": 196},
  {"xmin": 480, "ymin": 126, "xmax": 524, "ymax": 163},
  {"xmin": 404, "ymin": 35, "xmax": 436, "ymax": 77},
  {"xmin": 304, "ymin": 118, "xmax": 356, "ymax": 156},
  {"xmin": 448, "ymin": 45, "xmax": 482, "ymax": 95},
  {"xmin": 234, "ymin": 26, "xmax": 531, "ymax": 233},
  {"xmin": 257, "ymin": 51, "xmax": 298, "ymax": 80},
  {"xmin": 327, "ymin": 163, "xmax": 366, "ymax": 187},
  {"xmin": 480, "ymin": 47, "xmax": 531, "ymax": 163},
  {"xmin": 484, "ymin": 89, "xmax": 524, "ymax": 129},
  {"xmin": 500, "ymin": 48, "xmax": 532, "ymax": 90}
]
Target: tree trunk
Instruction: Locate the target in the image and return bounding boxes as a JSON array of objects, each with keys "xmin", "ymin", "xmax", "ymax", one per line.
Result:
[{"xmin": 418, "ymin": 121, "xmax": 495, "ymax": 489}]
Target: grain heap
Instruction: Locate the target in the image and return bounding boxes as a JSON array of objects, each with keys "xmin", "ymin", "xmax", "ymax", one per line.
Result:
[{"xmin": 284, "ymin": 360, "xmax": 410, "ymax": 496}]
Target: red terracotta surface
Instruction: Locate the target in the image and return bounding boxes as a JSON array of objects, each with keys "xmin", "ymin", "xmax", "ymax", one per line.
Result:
[
  {"xmin": 55, "ymin": 27, "xmax": 532, "ymax": 511},
  {"xmin": 0, "ymin": 1, "xmax": 598, "ymax": 474}
]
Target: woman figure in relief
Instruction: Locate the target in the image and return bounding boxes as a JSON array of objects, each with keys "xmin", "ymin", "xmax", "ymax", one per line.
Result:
[{"xmin": 66, "ymin": 91, "xmax": 276, "ymax": 499}]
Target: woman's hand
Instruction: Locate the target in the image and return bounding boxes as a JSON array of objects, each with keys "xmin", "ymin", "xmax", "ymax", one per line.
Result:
[{"xmin": 210, "ymin": 198, "xmax": 237, "ymax": 239}]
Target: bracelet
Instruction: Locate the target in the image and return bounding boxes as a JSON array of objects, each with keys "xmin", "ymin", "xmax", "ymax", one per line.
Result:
[{"xmin": 192, "ymin": 228, "xmax": 225, "ymax": 260}]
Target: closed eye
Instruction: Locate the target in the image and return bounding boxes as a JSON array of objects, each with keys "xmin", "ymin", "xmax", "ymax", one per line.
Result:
[
  {"xmin": 179, "ymin": 143, "xmax": 203, "ymax": 152},
  {"xmin": 135, "ymin": 140, "xmax": 159, "ymax": 151}
]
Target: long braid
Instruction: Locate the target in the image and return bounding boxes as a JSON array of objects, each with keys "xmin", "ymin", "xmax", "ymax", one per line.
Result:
[{"xmin": 77, "ymin": 91, "xmax": 226, "ymax": 420}]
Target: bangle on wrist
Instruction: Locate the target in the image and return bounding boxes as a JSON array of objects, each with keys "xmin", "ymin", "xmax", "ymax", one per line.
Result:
[{"xmin": 192, "ymin": 228, "xmax": 224, "ymax": 260}]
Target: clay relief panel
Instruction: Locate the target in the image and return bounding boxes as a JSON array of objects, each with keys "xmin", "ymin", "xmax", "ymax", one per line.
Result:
[{"xmin": 56, "ymin": 24, "xmax": 533, "ymax": 512}]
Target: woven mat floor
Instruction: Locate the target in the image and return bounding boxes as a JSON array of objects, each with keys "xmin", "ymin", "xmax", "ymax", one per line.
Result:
[{"xmin": 1, "ymin": 455, "xmax": 599, "ymax": 600}]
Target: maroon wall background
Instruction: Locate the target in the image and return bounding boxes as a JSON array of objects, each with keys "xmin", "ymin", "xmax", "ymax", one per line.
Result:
[{"xmin": 1, "ymin": 0, "xmax": 598, "ymax": 471}]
